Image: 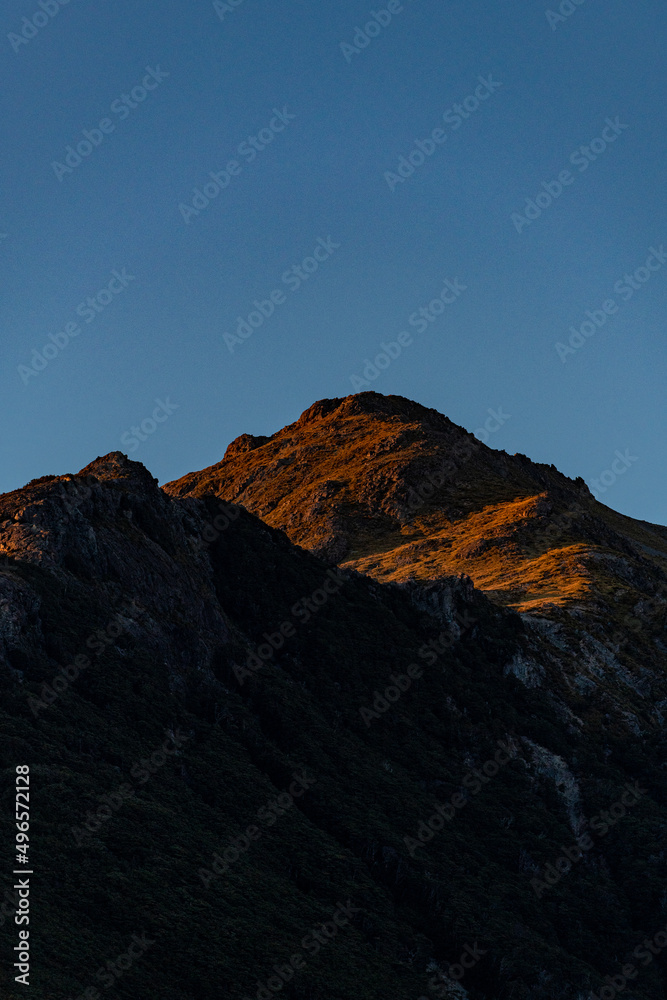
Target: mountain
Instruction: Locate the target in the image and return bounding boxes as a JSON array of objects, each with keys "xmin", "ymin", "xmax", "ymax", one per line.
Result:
[
  {"xmin": 164, "ymin": 392, "xmax": 667, "ymax": 616},
  {"xmin": 1, "ymin": 397, "xmax": 667, "ymax": 1000},
  {"xmin": 165, "ymin": 392, "xmax": 667, "ymax": 727}
]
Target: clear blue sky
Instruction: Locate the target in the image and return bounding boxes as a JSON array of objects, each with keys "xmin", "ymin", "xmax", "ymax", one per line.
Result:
[{"xmin": 1, "ymin": 0, "xmax": 665, "ymax": 524}]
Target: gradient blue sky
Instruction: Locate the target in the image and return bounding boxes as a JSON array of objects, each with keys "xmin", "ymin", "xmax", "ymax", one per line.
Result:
[{"xmin": 2, "ymin": 0, "xmax": 665, "ymax": 523}]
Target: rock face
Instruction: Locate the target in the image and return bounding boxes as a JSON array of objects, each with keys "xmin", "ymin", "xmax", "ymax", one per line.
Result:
[{"xmin": 1, "ymin": 400, "xmax": 667, "ymax": 1000}]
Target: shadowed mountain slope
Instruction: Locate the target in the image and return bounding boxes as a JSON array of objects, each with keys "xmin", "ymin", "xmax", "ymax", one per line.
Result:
[{"xmin": 0, "ymin": 435, "xmax": 666, "ymax": 998}]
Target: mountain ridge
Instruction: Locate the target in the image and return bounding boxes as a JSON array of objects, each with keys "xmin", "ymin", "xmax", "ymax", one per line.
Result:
[{"xmin": 164, "ymin": 392, "xmax": 667, "ymax": 617}]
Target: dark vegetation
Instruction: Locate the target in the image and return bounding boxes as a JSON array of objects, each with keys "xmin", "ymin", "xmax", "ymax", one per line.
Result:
[{"xmin": 0, "ymin": 453, "xmax": 666, "ymax": 999}]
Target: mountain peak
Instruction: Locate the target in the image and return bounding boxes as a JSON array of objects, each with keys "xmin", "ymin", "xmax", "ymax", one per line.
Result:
[
  {"xmin": 163, "ymin": 394, "xmax": 667, "ymax": 616},
  {"xmin": 78, "ymin": 451, "xmax": 159, "ymax": 489},
  {"xmin": 293, "ymin": 392, "xmax": 451, "ymax": 428}
]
